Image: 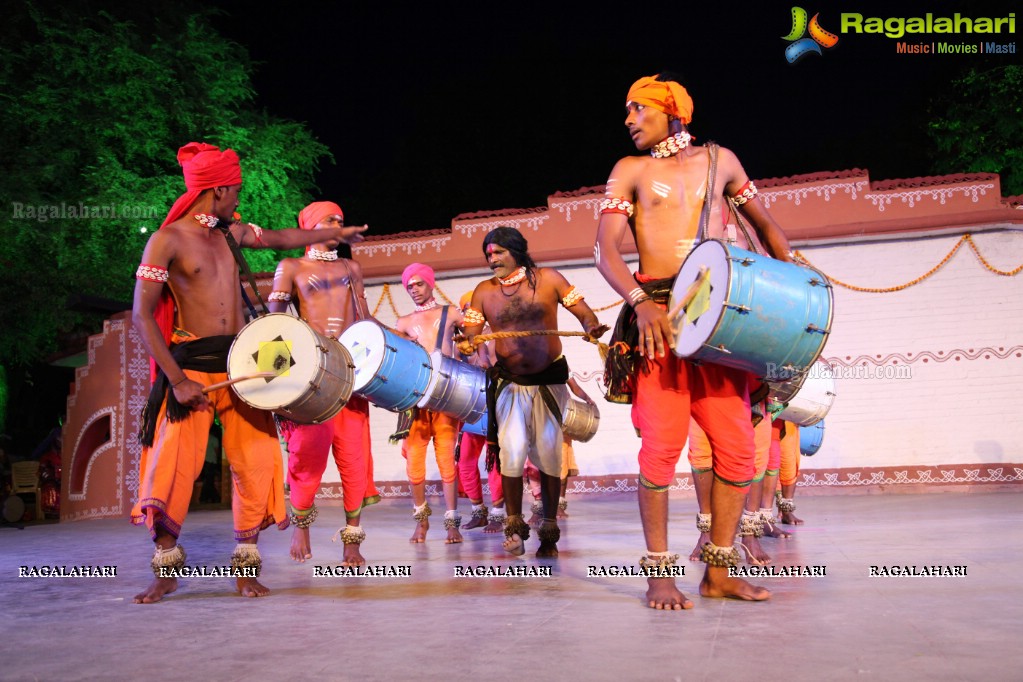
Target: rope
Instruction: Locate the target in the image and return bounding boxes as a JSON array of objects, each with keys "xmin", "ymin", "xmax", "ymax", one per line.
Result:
[
  {"xmin": 794, "ymin": 233, "xmax": 1021, "ymax": 293},
  {"xmin": 464, "ymin": 329, "xmax": 609, "ymax": 362}
]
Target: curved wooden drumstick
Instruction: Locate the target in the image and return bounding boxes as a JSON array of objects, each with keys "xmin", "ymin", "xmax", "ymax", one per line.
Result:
[
  {"xmin": 668, "ymin": 266, "xmax": 711, "ymax": 323},
  {"xmin": 202, "ymin": 372, "xmax": 278, "ymax": 394}
]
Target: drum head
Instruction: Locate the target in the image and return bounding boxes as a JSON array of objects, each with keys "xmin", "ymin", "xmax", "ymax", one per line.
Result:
[
  {"xmin": 670, "ymin": 240, "xmax": 730, "ymax": 357},
  {"xmin": 338, "ymin": 321, "xmax": 387, "ymax": 391},
  {"xmin": 227, "ymin": 314, "xmax": 322, "ymax": 410}
]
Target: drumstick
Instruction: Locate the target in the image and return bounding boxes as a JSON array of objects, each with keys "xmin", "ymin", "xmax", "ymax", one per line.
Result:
[
  {"xmin": 202, "ymin": 372, "xmax": 278, "ymax": 394},
  {"xmin": 667, "ymin": 266, "xmax": 711, "ymax": 322}
]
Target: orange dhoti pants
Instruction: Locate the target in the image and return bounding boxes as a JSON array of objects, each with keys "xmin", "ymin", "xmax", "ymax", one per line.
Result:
[
  {"xmin": 405, "ymin": 409, "xmax": 458, "ymax": 485},
  {"xmin": 131, "ymin": 368, "xmax": 286, "ymax": 541},
  {"xmin": 777, "ymin": 420, "xmax": 801, "ymax": 486}
]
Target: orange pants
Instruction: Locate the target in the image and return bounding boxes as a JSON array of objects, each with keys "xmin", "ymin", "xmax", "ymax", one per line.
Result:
[
  {"xmin": 778, "ymin": 421, "xmax": 801, "ymax": 486},
  {"xmin": 285, "ymin": 396, "xmax": 380, "ymax": 518},
  {"xmin": 688, "ymin": 406, "xmax": 771, "ymax": 480},
  {"xmin": 405, "ymin": 409, "xmax": 458, "ymax": 485},
  {"xmin": 131, "ymin": 368, "xmax": 286, "ymax": 541},
  {"xmin": 633, "ymin": 354, "xmax": 755, "ymax": 488}
]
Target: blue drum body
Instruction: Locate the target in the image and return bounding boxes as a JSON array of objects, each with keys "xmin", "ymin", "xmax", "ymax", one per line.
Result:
[
  {"xmin": 799, "ymin": 419, "xmax": 825, "ymax": 456},
  {"xmin": 339, "ymin": 321, "xmax": 433, "ymax": 412},
  {"xmin": 461, "ymin": 411, "xmax": 488, "ymax": 437},
  {"xmin": 670, "ymin": 240, "xmax": 833, "ymax": 380}
]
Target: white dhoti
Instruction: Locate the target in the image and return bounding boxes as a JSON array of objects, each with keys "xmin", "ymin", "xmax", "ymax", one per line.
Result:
[{"xmin": 495, "ymin": 382, "xmax": 569, "ymax": 478}]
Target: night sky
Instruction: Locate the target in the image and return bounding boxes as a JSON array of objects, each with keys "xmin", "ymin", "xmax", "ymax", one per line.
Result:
[{"xmin": 208, "ymin": 2, "xmax": 1016, "ymax": 234}]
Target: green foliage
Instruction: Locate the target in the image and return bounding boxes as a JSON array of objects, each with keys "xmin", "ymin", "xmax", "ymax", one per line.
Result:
[
  {"xmin": 927, "ymin": 66, "xmax": 1023, "ymax": 196},
  {"xmin": 0, "ymin": 2, "xmax": 331, "ymax": 372}
]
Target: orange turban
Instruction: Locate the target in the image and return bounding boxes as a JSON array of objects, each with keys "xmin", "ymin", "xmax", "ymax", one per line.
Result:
[
  {"xmin": 161, "ymin": 142, "xmax": 243, "ymax": 228},
  {"xmin": 402, "ymin": 263, "xmax": 435, "ymax": 290},
  {"xmin": 299, "ymin": 201, "xmax": 344, "ymax": 231},
  {"xmin": 626, "ymin": 76, "xmax": 694, "ymax": 125},
  {"xmin": 459, "ymin": 291, "xmax": 473, "ymax": 309}
]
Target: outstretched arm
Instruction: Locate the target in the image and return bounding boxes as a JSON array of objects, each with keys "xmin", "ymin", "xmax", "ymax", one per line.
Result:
[{"xmin": 235, "ymin": 222, "xmax": 369, "ymax": 250}]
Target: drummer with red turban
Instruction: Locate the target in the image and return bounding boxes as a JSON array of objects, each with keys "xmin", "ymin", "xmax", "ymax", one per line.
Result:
[{"xmin": 131, "ymin": 142, "xmax": 368, "ymax": 604}]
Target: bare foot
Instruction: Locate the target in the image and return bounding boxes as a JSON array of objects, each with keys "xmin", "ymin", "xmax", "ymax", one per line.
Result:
[
  {"xmin": 341, "ymin": 543, "xmax": 365, "ymax": 568},
  {"xmin": 483, "ymin": 518, "xmax": 504, "ymax": 534},
  {"xmin": 645, "ymin": 577, "xmax": 693, "ymax": 610},
  {"xmin": 445, "ymin": 526, "xmax": 463, "ymax": 544},
  {"xmin": 409, "ymin": 519, "xmax": 428, "ymax": 543},
  {"xmin": 237, "ymin": 576, "xmax": 271, "ymax": 598},
  {"xmin": 536, "ymin": 520, "xmax": 560, "ymax": 558},
  {"xmin": 290, "ymin": 526, "xmax": 313, "ymax": 563},
  {"xmin": 536, "ymin": 541, "xmax": 559, "ymax": 558},
  {"xmin": 781, "ymin": 510, "xmax": 803, "ymax": 525},
  {"xmin": 133, "ymin": 577, "xmax": 178, "ymax": 604},
  {"xmin": 689, "ymin": 532, "xmax": 711, "ymax": 561},
  {"xmin": 762, "ymin": 518, "xmax": 792, "ymax": 538},
  {"xmin": 740, "ymin": 536, "xmax": 771, "ymax": 566},
  {"xmin": 503, "ymin": 533, "xmax": 525, "ymax": 556},
  {"xmin": 527, "ymin": 511, "xmax": 542, "ymax": 528},
  {"xmin": 556, "ymin": 507, "xmax": 569, "ymax": 520},
  {"xmin": 699, "ymin": 566, "xmax": 771, "ymax": 601},
  {"xmin": 462, "ymin": 510, "xmax": 488, "ymax": 530}
]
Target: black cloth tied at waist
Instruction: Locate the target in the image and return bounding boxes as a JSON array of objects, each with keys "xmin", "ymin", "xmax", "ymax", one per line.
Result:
[
  {"xmin": 139, "ymin": 335, "xmax": 233, "ymax": 447},
  {"xmin": 484, "ymin": 356, "xmax": 569, "ymax": 472},
  {"xmin": 603, "ymin": 276, "xmax": 674, "ymax": 405}
]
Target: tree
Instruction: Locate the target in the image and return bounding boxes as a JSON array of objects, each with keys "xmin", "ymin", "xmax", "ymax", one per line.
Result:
[
  {"xmin": 0, "ymin": 2, "xmax": 330, "ymax": 442},
  {"xmin": 927, "ymin": 65, "xmax": 1023, "ymax": 196}
]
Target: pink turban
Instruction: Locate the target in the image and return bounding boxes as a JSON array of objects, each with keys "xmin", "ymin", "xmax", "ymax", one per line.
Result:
[
  {"xmin": 161, "ymin": 142, "xmax": 243, "ymax": 228},
  {"xmin": 299, "ymin": 201, "xmax": 344, "ymax": 231},
  {"xmin": 402, "ymin": 263, "xmax": 435, "ymax": 289},
  {"xmin": 626, "ymin": 76, "xmax": 694, "ymax": 125}
]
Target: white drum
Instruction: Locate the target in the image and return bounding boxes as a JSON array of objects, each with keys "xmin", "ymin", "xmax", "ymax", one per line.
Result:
[
  {"xmin": 562, "ymin": 399, "xmax": 599, "ymax": 443},
  {"xmin": 777, "ymin": 360, "xmax": 836, "ymax": 426},
  {"xmin": 227, "ymin": 313, "xmax": 354, "ymax": 424},
  {"xmin": 418, "ymin": 352, "xmax": 487, "ymax": 423}
]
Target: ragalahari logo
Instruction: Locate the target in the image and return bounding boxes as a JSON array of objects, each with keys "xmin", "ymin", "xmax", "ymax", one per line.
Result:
[{"xmin": 783, "ymin": 7, "xmax": 839, "ymax": 63}]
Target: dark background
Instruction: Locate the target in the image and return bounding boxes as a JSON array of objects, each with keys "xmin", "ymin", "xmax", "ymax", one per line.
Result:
[{"xmin": 208, "ymin": 0, "xmax": 1019, "ymax": 234}]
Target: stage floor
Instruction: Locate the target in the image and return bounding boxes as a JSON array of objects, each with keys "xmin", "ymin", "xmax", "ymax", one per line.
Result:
[{"xmin": 2, "ymin": 490, "xmax": 1021, "ymax": 681}]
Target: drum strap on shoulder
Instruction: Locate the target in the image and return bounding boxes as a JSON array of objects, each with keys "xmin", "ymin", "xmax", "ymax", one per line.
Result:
[
  {"xmin": 215, "ymin": 223, "xmax": 269, "ymax": 319},
  {"xmin": 698, "ymin": 143, "xmax": 719, "ymax": 243},
  {"xmin": 435, "ymin": 306, "xmax": 449, "ymax": 352}
]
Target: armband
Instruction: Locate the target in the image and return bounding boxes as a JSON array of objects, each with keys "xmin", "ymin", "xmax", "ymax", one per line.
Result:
[
  {"xmin": 268, "ymin": 291, "xmax": 292, "ymax": 303},
  {"xmin": 599, "ymin": 197, "xmax": 634, "ymax": 218},
  {"xmin": 463, "ymin": 307, "xmax": 486, "ymax": 326},
  {"xmin": 728, "ymin": 180, "xmax": 758, "ymax": 207},
  {"xmin": 248, "ymin": 223, "xmax": 264, "ymax": 246},
  {"xmin": 561, "ymin": 286, "xmax": 584, "ymax": 308},
  {"xmin": 136, "ymin": 264, "xmax": 169, "ymax": 283}
]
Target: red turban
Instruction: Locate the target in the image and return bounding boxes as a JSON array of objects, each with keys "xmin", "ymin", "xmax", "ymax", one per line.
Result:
[
  {"xmin": 161, "ymin": 142, "xmax": 243, "ymax": 228},
  {"xmin": 299, "ymin": 201, "xmax": 344, "ymax": 231},
  {"xmin": 149, "ymin": 142, "xmax": 243, "ymax": 382},
  {"xmin": 626, "ymin": 76, "xmax": 694, "ymax": 125},
  {"xmin": 402, "ymin": 263, "xmax": 435, "ymax": 290}
]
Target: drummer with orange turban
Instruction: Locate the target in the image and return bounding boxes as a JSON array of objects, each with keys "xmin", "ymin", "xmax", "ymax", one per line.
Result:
[{"xmin": 131, "ymin": 142, "xmax": 367, "ymax": 604}]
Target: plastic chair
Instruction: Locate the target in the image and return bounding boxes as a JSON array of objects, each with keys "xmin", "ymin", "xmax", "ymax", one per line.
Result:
[{"xmin": 10, "ymin": 461, "xmax": 43, "ymax": 521}]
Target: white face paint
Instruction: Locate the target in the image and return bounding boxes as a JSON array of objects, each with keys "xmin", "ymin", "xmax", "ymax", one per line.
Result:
[{"xmin": 651, "ymin": 180, "xmax": 671, "ymax": 199}]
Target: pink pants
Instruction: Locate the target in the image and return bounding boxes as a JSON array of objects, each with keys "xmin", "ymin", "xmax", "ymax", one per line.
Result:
[{"xmin": 457, "ymin": 432, "xmax": 504, "ymax": 503}]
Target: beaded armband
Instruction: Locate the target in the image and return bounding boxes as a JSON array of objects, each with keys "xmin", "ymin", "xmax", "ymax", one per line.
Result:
[
  {"xmin": 151, "ymin": 544, "xmax": 186, "ymax": 577},
  {"xmin": 248, "ymin": 223, "xmax": 265, "ymax": 246},
  {"xmin": 700, "ymin": 542, "xmax": 741, "ymax": 567},
  {"xmin": 412, "ymin": 502, "xmax": 432, "ymax": 522},
  {"xmin": 268, "ymin": 291, "xmax": 292, "ymax": 303},
  {"xmin": 290, "ymin": 505, "xmax": 318, "ymax": 529},
  {"xmin": 561, "ymin": 286, "xmax": 584, "ymax": 308},
  {"xmin": 599, "ymin": 197, "xmax": 635, "ymax": 218},
  {"xmin": 696, "ymin": 513, "xmax": 712, "ymax": 533},
  {"xmin": 230, "ymin": 544, "xmax": 263, "ymax": 577},
  {"xmin": 729, "ymin": 180, "xmax": 759, "ymax": 207},
  {"xmin": 136, "ymin": 264, "xmax": 169, "ymax": 283},
  {"xmin": 463, "ymin": 306, "xmax": 486, "ymax": 326},
  {"xmin": 443, "ymin": 510, "xmax": 462, "ymax": 530}
]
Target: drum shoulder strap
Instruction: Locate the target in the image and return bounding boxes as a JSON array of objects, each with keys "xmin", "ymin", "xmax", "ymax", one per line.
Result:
[
  {"xmin": 699, "ymin": 142, "xmax": 719, "ymax": 243},
  {"xmin": 435, "ymin": 305, "xmax": 450, "ymax": 352}
]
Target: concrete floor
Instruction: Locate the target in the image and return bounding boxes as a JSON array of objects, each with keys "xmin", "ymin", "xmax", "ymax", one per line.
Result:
[{"xmin": 1, "ymin": 490, "xmax": 1021, "ymax": 682}]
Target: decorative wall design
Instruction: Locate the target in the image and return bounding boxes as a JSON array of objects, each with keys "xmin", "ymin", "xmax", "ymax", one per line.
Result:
[
  {"xmin": 453, "ymin": 214, "xmax": 550, "ymax": 238},
  {"xmin": 865, "ymin": 182, "xmax": 995, "ymax": 212},
  {"xmin": 759, "ymin": 181, "xmax": 867, "ymax": 209}
]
